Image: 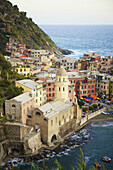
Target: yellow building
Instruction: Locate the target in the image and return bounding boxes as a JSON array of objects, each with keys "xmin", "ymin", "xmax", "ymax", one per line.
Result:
[
  {"xmin": 15, "ymin": 67, "xmax": 31, "ymax": 77},
  {"xmin": 110, "ymin": 80, "xmax": 113, "ymax": 98},
  {"xmin": 16, "ymin": 79, "xmax": 47, "ymax": 107}
]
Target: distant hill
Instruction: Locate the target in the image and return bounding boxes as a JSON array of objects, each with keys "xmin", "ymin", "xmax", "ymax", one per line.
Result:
[{"xmin": 0, "ymin": 0, "xmax": 63, "ymax": 55}]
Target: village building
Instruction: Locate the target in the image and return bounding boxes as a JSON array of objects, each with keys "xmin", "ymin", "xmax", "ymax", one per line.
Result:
[
  {"xmin": 5, "ymin": 92, "xmax": 34, "ymax": 124},
  {"xmin": 59, "ymin": 57, "xmax": 76, "ymax": 70},
  {"xmin": 15, "ymin": 79, "xmax": 47, "ymax": 107}
]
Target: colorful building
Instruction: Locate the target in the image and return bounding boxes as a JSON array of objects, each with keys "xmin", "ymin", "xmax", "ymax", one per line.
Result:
[
  {"xmin": 15, "ymin": 67, "xmax": 31, "ymax": 77},
  {"xmin": 69, "ymin": 77, "xmax": 96, "ymax": 98},
  {"xmin": 16, "ymin": 79, "xmax": 47, "ymax": 107}
]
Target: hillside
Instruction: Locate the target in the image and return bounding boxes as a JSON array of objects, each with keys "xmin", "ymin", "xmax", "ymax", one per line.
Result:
[{"xmin": 0, "ymin": 0, "xmax": 63, "ymax": 55}]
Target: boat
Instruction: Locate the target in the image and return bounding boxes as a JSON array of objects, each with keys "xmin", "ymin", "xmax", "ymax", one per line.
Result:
[
  {"xmin": 102, "ymin": 156, "xmax": 111, "ymax": 162},
  {"xmin": 94, "ymin": 162, "xmax": 101, "ymax": 168}
]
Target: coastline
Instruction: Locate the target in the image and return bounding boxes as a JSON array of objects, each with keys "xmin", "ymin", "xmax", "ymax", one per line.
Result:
[{"xmin": 2, "ymin": 113, "xmax": 113, "ymax": 167}]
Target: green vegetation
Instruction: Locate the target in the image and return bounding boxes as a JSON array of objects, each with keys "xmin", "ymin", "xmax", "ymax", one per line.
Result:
[
  {"xmin": 92, "ymin": 104, "xmax": 98, "ymax": 109},
  {"xmin": 78, "ymin": 101, "xmax": 84, "ymax": 107},
  {"xmin": 89, "ymin": 105, "xmax": 94, "ymax": 111},
  {"xmin": 0, "ymin": 0, "xmax": 61, "ymax": 55},
  {"xmin": 0, "ymin": 54, "xmax": 23, "ymax": 109}
]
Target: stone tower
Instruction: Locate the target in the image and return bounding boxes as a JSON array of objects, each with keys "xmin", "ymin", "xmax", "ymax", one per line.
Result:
[{"xmin": 55, "ymin": 66, "xmax": 69, "ymax": 101}]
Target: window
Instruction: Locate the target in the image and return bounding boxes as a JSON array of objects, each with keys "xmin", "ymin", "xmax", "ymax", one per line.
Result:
[
  {"xmin": 36, "ymin": 99, "xmax": 38, "ymax": 103},
  {"xmin": 72, "ymin": 85, "xmax": 74, "ymax": 88},
  {"xmin": 53, "ymin": 93, "xmax": 54, "ymax": 97},
  {"xmin": 63, "ymin": 78, "xmax": 65, "ymax": 82},
  {"xmin": 20, "ymin": 69, "xmax": 22, "ymax": 72},
  {"xmin": 63, "ymin": 87, "xmax": 65, "ymax": 91},
  {"xmin": 82, "ymin": 80, "xmax": 84, "ymax": 83},
  {"xmin": 16, "ymin": 69, "xmax": 18, "ymax": 72},
  {"xmin": 48, "ymin": 83, "xmax": 51, "ymax": 86},
  {"xmin": 85, "ymin": 85, "xmax": 87, "ymax": 89},
  {"xmin": 53, "ymin": 88, "xmax": 54, "ymax": 91},
  {"xmin": 78, "ymin": 86, "xmax": 79, "ymax": 89},
  {"xmin": 40, "ymin": 91, "xmax": 42, "ymax": 95},
  {"xmin": 49, "ymin": 88, "xmax": 51, "ymax": 91},
  {"xmin": 24, "ymin": 69, "xmax": 26, "ymax": 71},
  {"xmin": 36, "ymin": 112, "xmax": 41, "ymax": 116},
  {"xmin": 59, "ymin": 121, "xmax": 61, "ymax": 125},
  {"xmin": 36, "ymin": 93, "xmax": 38, "ymax": 97},
  {"xmin": 59, "ymin": 78, "xmax": 61, "ymax": 82},
  {"xmin": 88, "ymin": 90, "xmax": 90, "ymax": 93},
  {"xmin": 51, "ymin": 120, "xmax": 53, "ymax": 126},
  {"xmin": 44, "ymin": 118, "xmax": 47, "ymax": 121},
  {"xmin": 82, "ymin": 85, "xmax": 83, "ymax": 89},
  {"xmin": 92, "ymin": 90, "xmax": 94, "ymax": 93},
  {"xmin": 69, "ymin": 90, "xmax": 71, "ymax": 93},
  {"xmin": 49, "ymin": 93, "xmax": 51, "ymax": 97},
  {"xmin": 88, "ymin": 85, "xmax": 90, "ymax": 88},
  {"xmin": 59, "ymin": 87, "xmax": 60, "ymax": 91},
  {"xmin": 40, "ymin": 97, "xmax": 42, "ymax": 101},
  {"xmin": 34, "ymin": 89, "xmax": 35, "ymax": 91},
  {"xmin": 92, "ymin": 85, "xmax": 94, "ymax": 88},
  {"xmin": 12, "ymin": 104, "xmax": 16, "ymax": 107}
]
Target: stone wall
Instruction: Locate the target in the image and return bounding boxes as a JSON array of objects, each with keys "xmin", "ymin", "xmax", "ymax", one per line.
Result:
[
  {"xmin": 80, "ymin": 108, "xmax": 105, "ymax": 125},
  {"xmin": 0, "ymin": 126, "xmax": 6, "ymax": 142},
  {"xmin": 23, "ymin": 130, "xmax": 42, "ymax": 154},
  {"xmin": 59, "ymin": 118, "xmax": 76, "ymax": 138},
  {"xmin": 27, "ymin": 108, "xmax": 48, "ymax": 144},
  {"xmin": 0, "ymin": 143, "xmax": 6, "ymax": 166},
  {"xmin": 5, "ymin": 122, "xmax": 33, "ymax": 141},
  {"xmin": 5, "ymin": 100, "xmax": 22, "ymax": 123}
]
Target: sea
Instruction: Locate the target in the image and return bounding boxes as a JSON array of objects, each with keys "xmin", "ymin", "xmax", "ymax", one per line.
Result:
[
  {"xmin": 6, "ymin": 25, "xmax": 113, "ymax": 169},
  {"xmin": 40, "ymin": 25, "xmax": 113, "ymax": 59}
]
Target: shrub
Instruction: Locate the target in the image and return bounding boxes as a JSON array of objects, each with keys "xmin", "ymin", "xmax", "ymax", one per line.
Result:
[
  {"xmin": 92, "ymin": 104, "xmax": 98, "ymax": 109},
  {"xmin": 89, "ymin": 105, "xmax": 93, "ymax": 111},
  {"xmin": 78, "ymin": 101, "xmax": 84, "ymax": 107},
  {"xmin": 82, "ymin": 106, "xmax": 89, "ymax": 112}
]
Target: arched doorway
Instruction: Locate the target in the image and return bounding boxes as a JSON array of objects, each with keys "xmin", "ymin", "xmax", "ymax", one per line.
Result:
[{"xmin": 51, "ymin": 134, "xmax": 57, "ymax": 143}]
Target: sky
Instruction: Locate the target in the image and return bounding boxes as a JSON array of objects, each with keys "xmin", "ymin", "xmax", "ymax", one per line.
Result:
[{"xmin": 10, "ymin": 0, "xmax": 113, "ymax": 25}]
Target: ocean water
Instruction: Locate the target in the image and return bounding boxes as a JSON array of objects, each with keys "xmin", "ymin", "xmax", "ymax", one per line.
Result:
[{"xmin": 40, "ymin": 25, "xmax": 113, "ymax": 59}]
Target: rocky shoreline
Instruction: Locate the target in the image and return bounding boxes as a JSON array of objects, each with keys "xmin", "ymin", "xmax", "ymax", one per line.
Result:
[
  {"xmin": 2, "ymin": 114, "xmax": 113, "ymax": 169},
  {"xmin": 59, "ymin": 48, "xmax": 74, "ymax": 55}
]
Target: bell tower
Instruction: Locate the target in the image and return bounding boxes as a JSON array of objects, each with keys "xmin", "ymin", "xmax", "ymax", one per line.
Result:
[{"xmin": 55, "ymin": 66, "xmax": 69, "ymax": 101}]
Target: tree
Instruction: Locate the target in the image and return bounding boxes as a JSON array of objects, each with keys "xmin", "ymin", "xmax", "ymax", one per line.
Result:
[{"xmin": 13, "ymin": 5, "xmax": 19, "ymax": 11}]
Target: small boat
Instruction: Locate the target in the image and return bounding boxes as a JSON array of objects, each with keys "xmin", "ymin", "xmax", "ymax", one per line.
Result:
[
  {"xmin": 94, "ymin": 162, "xmax": 101, "ymax": 168},
  {"xmin": 102, "ymin": 156, "xmax": 111, "ymax": 162}
]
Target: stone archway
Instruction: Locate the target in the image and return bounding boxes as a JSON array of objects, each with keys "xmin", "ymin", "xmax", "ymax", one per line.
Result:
[{"xmin": 51, "ymin": 134, "xmax": 57, "ymax": 143}]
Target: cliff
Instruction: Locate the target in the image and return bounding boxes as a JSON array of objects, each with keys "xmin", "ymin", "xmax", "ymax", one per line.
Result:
[{"xmin": 0, "ymin": 0, "xmax": 63, "ymax": 55}]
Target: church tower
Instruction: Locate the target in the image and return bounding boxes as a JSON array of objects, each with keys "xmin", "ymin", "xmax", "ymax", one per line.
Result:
[{"xmin": 55, "ymin": 66, "xmax": 69, "ymax": 101}]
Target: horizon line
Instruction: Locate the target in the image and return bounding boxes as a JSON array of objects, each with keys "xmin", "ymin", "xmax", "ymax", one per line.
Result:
[{"xmin": 39, "ymin": 24, "xmax": 113, "ymax": 26}]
